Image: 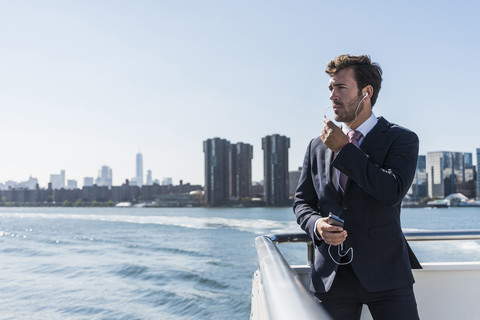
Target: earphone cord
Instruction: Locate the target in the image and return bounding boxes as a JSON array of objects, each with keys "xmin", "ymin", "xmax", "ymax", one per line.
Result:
[
  {"xmin": 328, "ymin": 244, "xmax": 354, "ymax": 265},
  {"xmin": 348, "ymin": 94, "xmax": 367, "ymax": 129},
  {"xmin": 323, "ymin": 93, "xmax": 367, "ymax": 126}
]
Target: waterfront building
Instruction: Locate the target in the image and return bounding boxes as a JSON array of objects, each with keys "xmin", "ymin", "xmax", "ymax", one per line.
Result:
[
  {"xmin": 203, "ymin": 138, "xmax": 230, "ymax": 206},
  {"xmin": 229, "ymin": 142, "xmax": 253, "ymax": 200},
  {"xmin": 477, "ymin": 148, "xmax": 480, "ymax": 200},
  {"xmin": 251, "ymin": 181, "xmax": 264, "ymax": 199},
  {"xmin": 289, "ymin": 167, "xmax": 302, "ymax": 198},
  {"xmin": 96, "ymin": 165, "xmax": 113, "ymax": 188},
  {"xmin": 262, "ymin": 134, "xmax": 290, "ymax": 206},
  {"xmin": 408, "ymin": 155, "xmax": 428, "ymax": 200},
  {"xmin": 136, "ymin": 152, "xmax": 143, "ymax": 187},
  {"xmin": 427, "ymin": 151, "xmax": 475, "ymax": 198},
  {"xmin": 146, "ymin": 170, "xmax": 153, "ymax": 186},
  {"xmin": 50, "ymin": 170, "xmax": 65, "ymax": 189}
]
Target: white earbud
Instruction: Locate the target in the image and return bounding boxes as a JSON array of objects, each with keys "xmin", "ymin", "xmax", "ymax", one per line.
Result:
[{"xmin": 364, "ymin": 92, "xmax": 369, "ymax": 98}]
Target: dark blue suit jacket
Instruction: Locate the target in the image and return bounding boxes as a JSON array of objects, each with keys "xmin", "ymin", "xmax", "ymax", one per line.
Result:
[{"xmin": 294, "ymin": 117, "xmax": 420, "ymax": 293}]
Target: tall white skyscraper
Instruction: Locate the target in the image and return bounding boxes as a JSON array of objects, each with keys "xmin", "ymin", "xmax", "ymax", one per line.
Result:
[{"xmin": 136, "ymin": 152, "xmax": 143, "ymax": 187}]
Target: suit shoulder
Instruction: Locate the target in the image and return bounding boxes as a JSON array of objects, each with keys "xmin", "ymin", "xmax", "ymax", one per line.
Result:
[
  {"xmin": 307, "ymin": 136, "xmax": 328, "ymax": 152},
  {"xmin": 380, "ymin": 117, "xmax": 418, "ymax": 141}
]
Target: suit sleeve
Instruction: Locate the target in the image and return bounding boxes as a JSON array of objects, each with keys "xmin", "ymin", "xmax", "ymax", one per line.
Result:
[
  {"xmin": 333, "ymin": 129, "xmax": 419, "ymax": 207},
  {"xmin": 293, "ymin": 140, "xmax": 323, "ymax": 245}
]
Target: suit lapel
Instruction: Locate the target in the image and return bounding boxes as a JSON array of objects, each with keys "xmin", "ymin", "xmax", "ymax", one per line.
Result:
[
  {"xmin": 325, "ymin": 148, "xmax": 334, "ymax": 182},
  {"xmin": 359, "ymin": 117, "xmax": 389, "ymax": 153},
  {"xmin": 341, "ymin": 117, "xmax": 390, "ymax": 193},
  {"xmin": 325, "ymin": 148, "xmax": 341, "ymax": 197}
]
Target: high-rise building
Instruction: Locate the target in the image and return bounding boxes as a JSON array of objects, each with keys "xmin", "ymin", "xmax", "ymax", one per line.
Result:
[
  {"xmin": 408, "ymin": 155, "xmax": 428, "ymax": 200},
  {"xmin": 50, "ymin": 170, "xmax": 65, "ymax": 190},
  {"xmin": 262, "ymin": 134, "xmax": 290, "ymax": 206},
  {"xmin": 146, "ymin": 170, "xmax": 153, "ymax": 186},
  {"xmin": 203, "ymin": 138, "xmax": 230, "ymax": 206},
  {"xmin": 477, "ymin": 148, "xmax": 480, "ymax": 200},
  {"xmin": 427, "ymin": 151, "xmax": 474, "ymax": 198},
  {"xmin": 289, "ymin": 167, "xmax": 302, "ymax": 198},
  {"xmin": 136, "ymin": 152, "xmax": 143, "ymax": 187},
  {"xmin": 229, "ymin": 142, "xmax": 253, "ymax": 200},
  {"xmin": 96, "ymin": 165, "xmax": 113, "ymax": 188}
]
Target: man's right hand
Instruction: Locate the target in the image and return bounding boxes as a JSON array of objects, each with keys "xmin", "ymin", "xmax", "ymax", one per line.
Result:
[
  {"xmin": 320, "ymin": 118, "xmax": 349, "ymax": 153},
  {"xmin": 317, "ymin": 217, "xmax": 347, "ymax": 246}
]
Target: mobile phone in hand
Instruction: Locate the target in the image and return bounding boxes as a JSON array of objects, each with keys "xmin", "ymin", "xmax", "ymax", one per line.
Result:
[{"xmin": 327, "ymin": 213, "xmax": 344, "ymax": 228}]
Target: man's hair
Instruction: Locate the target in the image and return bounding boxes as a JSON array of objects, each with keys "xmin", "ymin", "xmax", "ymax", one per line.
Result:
[{"xmin": 325, "ymin": 54, "xmax": 383, "ymax": 106}]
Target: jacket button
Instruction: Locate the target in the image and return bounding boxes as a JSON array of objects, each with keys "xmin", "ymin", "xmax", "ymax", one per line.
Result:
[{"xmin": 342, "ymin": 205, "xmax": 348, "ymax": 210}]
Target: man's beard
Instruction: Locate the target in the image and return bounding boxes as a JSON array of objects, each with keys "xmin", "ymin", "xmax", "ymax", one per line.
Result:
[{"xmin": 334, "ymin": 94, "xmax": 364, "ymax": 126}]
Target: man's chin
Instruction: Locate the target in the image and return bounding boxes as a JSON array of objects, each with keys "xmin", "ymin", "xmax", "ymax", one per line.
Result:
[{"xmin": 333, "ymin": 115, "xmax": 343, "ymax": 122}]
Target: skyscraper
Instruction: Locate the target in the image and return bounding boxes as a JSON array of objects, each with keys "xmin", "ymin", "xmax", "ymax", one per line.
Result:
[
  {"xmin": 477, "ymin": 148, "xmax": 480, "ymax": 200},
  {"xmin": 229, "ymin": 142, "xmax": 253, "ymax": 200},
  {"xmin": 136, "ymin": 152, "xmax": 143, "ymax": 187},
  {"xmin": 50, "ymin": 170, "xmax": 65, "ymax": 189},
  {"xmin": 408, "ymin": 155, "xmax": 427, "ymax": 200},
  {"xmin": 146, "ymin": 170, "xmax": 153, "ymax": 186},
  {"xmin": 289, "ymin": 167, "xmax": 302, "ymax": 198},
  {"xmin": 427, "ymin": 151, "xmax": 474, "ymax": 198},
  {"xmin": 96, "ymin": 165, "xmax": 113, "ymax": 188},
  {"xmin": 203, "ymin": 138, "xmax": 230, "ymax": 206},
  {"xmin": 262, "ymin": 134, "xmax": 290, "ymax": 206}
]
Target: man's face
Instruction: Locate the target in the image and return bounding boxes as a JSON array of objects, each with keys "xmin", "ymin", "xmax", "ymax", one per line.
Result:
[{"xmin": 328, "ymin": 67, "xmax": 364, "ymax": 125}]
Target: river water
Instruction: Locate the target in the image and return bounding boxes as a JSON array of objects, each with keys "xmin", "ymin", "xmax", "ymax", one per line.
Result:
[{"xmin": 1, "ymin": 206, "xmax": 480, "ymax": 319}]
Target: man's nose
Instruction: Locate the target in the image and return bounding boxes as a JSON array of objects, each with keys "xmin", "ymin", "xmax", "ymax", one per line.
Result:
[{"xmin": 330, "ymin": 90, "xmax": 337, "ymax": 101}]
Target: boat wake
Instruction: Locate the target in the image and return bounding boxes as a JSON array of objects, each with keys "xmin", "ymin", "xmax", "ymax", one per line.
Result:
[{"xmin": 0, "ymin": 212, "xmax": 300, "ymax": 235}]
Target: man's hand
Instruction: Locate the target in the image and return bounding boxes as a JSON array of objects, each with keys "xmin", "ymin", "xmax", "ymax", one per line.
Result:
[
  {"xmin": 316, "ymin": 217, "xmax": 347, "ymax": 246},
  {"xmin": 320, "ymin": 118, "xmax": 349, "ymax": 153}
]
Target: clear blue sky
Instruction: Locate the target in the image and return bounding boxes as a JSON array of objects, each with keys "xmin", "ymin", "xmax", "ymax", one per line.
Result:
[{"xmin": 1, "ymin": 0, "xmax": 479, "ymax": 187}]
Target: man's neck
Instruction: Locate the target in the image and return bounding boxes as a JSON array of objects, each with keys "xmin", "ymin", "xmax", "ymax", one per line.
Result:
[
  {"xmin": 344, "ymin": 110, "xmax": 372, "ymax": 130},
  {"xmin": 343, "ymin": 112, "xmax": 377, "ymax": 137}
]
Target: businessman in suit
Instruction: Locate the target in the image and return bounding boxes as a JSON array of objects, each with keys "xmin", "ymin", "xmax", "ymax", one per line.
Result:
[{"xmin": 294, "ymin": 54, "xmax": 420, "ymax": 319}]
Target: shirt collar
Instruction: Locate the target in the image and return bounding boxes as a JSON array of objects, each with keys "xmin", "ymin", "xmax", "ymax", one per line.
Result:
[{"xmin": 342, "ymin": 112, "xmax": 378, "ymax": 138}]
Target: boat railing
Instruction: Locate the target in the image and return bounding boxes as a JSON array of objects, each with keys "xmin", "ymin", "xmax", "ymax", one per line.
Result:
[
  {"xmin": 252, "ymin": 235, "xmax": 332, "ymax": 320},
  {"xmin": 265, "ymin": 230, "xmax": 480, "ymax": 265},
  {"xmin": 251, "ymin": 230, "xmax": 480, "ymax": 320}
]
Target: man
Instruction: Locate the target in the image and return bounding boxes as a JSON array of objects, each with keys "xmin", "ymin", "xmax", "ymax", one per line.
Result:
[{"xmin": 293, "ymin": 54, "xmax": 420, "ymax": 319}]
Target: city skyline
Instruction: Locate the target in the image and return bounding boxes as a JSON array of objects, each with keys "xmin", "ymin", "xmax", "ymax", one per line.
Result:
[
  {"xmin": 2, "ymin": 2, "xmax": 480, "ymax": 187},
  {"xmin": 3, "ymin": 144, "xmax": 480, "ymax": 190}
]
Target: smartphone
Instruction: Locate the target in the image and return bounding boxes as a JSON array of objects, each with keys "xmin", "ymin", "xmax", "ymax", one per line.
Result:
[{"xmin": 327, "ymin": 213, "xmax": 344, "ymax": 228}]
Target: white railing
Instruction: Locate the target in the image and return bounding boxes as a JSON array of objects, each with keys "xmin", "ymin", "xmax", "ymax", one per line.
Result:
[{"xmin": 251, "ymin": 230, "xmax": 480, "ymax": 320}]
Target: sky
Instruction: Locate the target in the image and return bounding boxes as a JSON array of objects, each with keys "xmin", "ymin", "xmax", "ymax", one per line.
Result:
[{"xmin": 1, "ymin": 0, "xmax": 479, "ymax": 188}]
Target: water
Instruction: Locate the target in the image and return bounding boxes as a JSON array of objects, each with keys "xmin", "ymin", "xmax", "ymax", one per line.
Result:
[{"xmin": 1, "ymin": 206, "xmax": 480, "ymax": 319}]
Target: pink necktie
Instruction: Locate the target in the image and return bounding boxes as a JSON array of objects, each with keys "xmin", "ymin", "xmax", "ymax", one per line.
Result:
[{"xmin": 339, "ymin": 130, "xmax": 363, "ymax": 193}]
